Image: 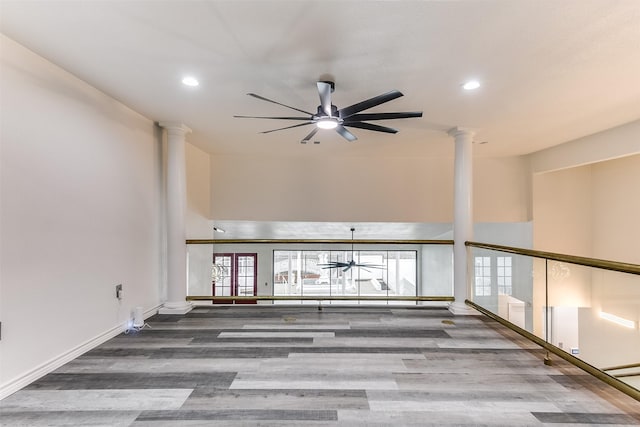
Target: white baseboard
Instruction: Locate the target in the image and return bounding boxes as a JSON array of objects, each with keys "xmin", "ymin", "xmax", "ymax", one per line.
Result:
[{"xmin": 0, "ymin": 304, "xmax": 161, "ymax": 400}]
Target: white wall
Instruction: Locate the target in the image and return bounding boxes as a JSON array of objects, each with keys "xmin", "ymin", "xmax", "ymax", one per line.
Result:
[
  {"xmin": 588, "ymin": 155, "xmax": 640, "ymax": 371},
  {"xmin": 420, "ymin": 244, "xmax": 454, "ymax": 297},
  {"xmin": 533, "ymin": 165, "xmax": 593, "ymax": 258},
  {"xmin": 530, "ymin": 119, "xmax": 639, "ymax": 259},
  {"xmin": 0, "ymin": 35, "xmax": 163, "ymax": 397},
  {"xmin": 530, "ymin": 126, "xmax": 640, "ymax": 371},
  {"xmin": 591, "ymin": 154, "xmax": 640, "ymax": 265},
  {"xmin": 210, "ymin": 155, "xmax": 454, "ymax": 223},
  {"xmin": 531, "ymin": 164, "xmax": 593, "ymax": 336},
  {"xmin": 531, "ymin": 143, "xmax": 640, "ymax": 300},
  {"xmin": 530, "ymin": 119, "xmax": 640, "ymax": 175},
  {"xmin": 209, "ymin": 153, "xmax": 532, "ymax": 225},
  {"xmin": 474, "ymin": 156, "xmax": 532, "ymax": 223}
]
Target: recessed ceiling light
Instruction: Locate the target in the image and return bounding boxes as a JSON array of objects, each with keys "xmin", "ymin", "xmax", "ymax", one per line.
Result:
[
  {"xmin": 462, "ymin": 80, "xmax": 480, "ymax": 90},
  {"xmin": 182, "ymin": 76, "xmax": 199, "ymax": 87}
]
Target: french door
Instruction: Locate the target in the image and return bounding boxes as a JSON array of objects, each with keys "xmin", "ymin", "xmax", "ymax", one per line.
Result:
[{"xmin": 212, "ymin": 253, "xmax": 257, "ymax": 304}]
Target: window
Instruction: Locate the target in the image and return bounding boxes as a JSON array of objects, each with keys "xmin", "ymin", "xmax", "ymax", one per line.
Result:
[
  {"xmin": 273, "ymin": 250, "xmax": 417, "ymax": 303},
  {"xmin": 497, "ymin": 256, "xmax": 512, "ymax": 295},
  {"xmin": 213, "ymin": 253, "xmax": 257, "ymax": 304},
  {"xmin": 474, "ymin": 256, "xmax": 492, "ymax": 296}
]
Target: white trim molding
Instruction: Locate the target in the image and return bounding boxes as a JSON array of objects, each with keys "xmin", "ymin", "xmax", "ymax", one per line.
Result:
[{"xmin": 0, "ymin": 305, "xmax": 161, "ymax": 400}]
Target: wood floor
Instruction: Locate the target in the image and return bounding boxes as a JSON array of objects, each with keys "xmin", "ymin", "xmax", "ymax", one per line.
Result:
[{"xmin": 2, "ymin": 305, "xmax": 639, "ymax": 426}]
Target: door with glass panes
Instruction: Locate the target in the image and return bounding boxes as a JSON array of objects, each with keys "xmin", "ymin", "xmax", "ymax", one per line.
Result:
[{"xmin": 212, "ymin": 253, "xmax": 257, "ymax": 304}]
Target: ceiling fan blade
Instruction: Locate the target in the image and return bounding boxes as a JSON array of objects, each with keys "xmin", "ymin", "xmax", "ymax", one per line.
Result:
[
  {"xmin": 338, "ymin": 90, "xmax": 403, "ymax": 119},
  {"xmin": 321, "ymin": 264, "xmax": 350, "ymax": 269},
  {"xmin": 335, "ymin": 125, "xmax": 357, "ymax": 142},
  {"xmin": 260, "ymin": 122, "xmax": 313, "ymax": 134},
  {"xmin": 247, "ymin": 93, "xmax": 314, "ymax": 116},
  {"xmin": 344, "ymin": 122, "xmax": 398, "ymax": 134},
  {"xmin": 234, "ymin": 115, "xmax": 311, "ymax": 120},
  {"xmin": 355, "ymin": 263, "xmax": 385, "ymax": 269},
  {"xmin": 342, "ymin": 266, "xmax": 352, "ymax": 272},
  {"xmin": 318, "ymin": 262, "xmax": 349, "ymax": 267},
  {"xmin": 345, "ymin": 112, "xmax": 422, "ymax": 121},
  {"xmin": 317, "ymin": 81, "xmax": 333, "ymax": 116},
  {"xmin": 301, "ymin": 127, "xmax": 319, "ymax": 144}
]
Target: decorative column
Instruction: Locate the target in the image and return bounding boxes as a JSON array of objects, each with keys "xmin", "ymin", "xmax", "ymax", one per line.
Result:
[
  {"xmin": 448, "ymin": 127, "xmax": 476, "ymax": 315},
  {"xmin": 159, "ymin": 122, "xmax": 193, "ymax": 314}
]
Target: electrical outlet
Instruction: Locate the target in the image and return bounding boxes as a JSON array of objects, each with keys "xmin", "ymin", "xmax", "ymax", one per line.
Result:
[{"xmin": 116, "ymin": 284, "xmax": 123, "ymax": 299}]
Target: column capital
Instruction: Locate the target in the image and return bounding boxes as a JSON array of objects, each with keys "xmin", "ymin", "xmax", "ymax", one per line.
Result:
[
  {"xmin": 447, "ymin": 127, "xmax": 476, "ymax": 139},
  {"xmin": 159, "ymin": 122, "xmax": 192, "ymax": 136}
]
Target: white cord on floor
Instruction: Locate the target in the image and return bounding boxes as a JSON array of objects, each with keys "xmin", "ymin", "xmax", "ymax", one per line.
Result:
[{"xmin": 124, "ymin": 322, "xmax": 152, "ymax": 334}]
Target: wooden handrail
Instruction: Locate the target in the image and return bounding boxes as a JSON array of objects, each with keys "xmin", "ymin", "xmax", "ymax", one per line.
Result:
[
  {"xmin": 603, "ymin": 362, "xmax": 640, "ymax": 379},
  {"xmin": 465, "ymin": 299, "xmax": 640, "ymax": 402},
  {"xmin": 466, "ymin": 241, "xmax": 640, "ymax": 276},
  {"xmin": 187, "ymin": 239, "xmax": 453, "ymax": 245},
  {"xmin": 187, "ymin": 295, "xmax": 454, "ymax": 302},
  {"xmin": 612, "ymin": 372, "xmax": 640, "ymax": 379},
  {"xmin": 603, "ymin": 362, "xmax": 640, "ymax": 371}
]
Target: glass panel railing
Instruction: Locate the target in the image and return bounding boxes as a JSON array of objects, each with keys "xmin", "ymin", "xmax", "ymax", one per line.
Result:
[
  {"xmin": 468, "ymin": 242, "xmax": 640, "ymax": 396},
  {"xmin": 584, "ymin": 269, "xmax": 640, "ymax": 390},
  {"xmin": 470, "ymin": 247, "xmax": 534, "ymax": 330},
  {"xmin": 186, "ymin": 240, "xmax": 453, "ymax": 305}
]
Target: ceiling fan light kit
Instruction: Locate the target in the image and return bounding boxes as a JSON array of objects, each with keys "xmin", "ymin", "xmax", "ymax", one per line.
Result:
[
  {"xmin": 316, "ymin": 117, "xmax": 339, "ymax": 129},
  {"xmin": 234, "ymin": 80, "xmax": 422, "ymax": 144}
]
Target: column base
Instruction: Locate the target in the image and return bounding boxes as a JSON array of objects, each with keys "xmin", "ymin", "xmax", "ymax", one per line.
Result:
[
  {"xmin": 158, "ymin": 301, "xmax": 193, "ymax": 315},
  {"xmin": 448, "ymin": 302, "xmax": 480, "ymax": 316}
]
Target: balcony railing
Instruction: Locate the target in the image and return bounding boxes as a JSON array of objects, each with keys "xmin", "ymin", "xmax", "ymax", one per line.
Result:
[
  {"xmin": 184, "ymin": 237, "xmax": 639, "ymax": 400},
  {"xmin": 466, "ymin": 241, "xmax": 640, "ymax": 401},
  {"xmin": 186, "ymin": 239, "xmax": 453, "ymax": 305}
]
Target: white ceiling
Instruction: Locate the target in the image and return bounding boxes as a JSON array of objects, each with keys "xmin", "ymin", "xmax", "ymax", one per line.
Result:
[
  {"xmin": 2, "ymin": 0, "xmax": 639, "ymax": 160},
  {"xmin": 2, "ymin": 1, "xmax": 639, "ymax": 239}
]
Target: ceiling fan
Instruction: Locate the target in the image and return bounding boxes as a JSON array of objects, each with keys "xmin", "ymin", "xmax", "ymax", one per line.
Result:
[
  {"xmin": 319, "ymin": 228, "xmax": 385, "ymax": 272},
  {"xmin": 234, "ymin": 80, "xmax": 422, "ymax": 144}
]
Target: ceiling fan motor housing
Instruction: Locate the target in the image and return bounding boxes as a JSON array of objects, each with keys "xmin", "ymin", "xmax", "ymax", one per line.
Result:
[{"xmin": 315, "ymin": 105, "xmax": 339, "ymax": 118}]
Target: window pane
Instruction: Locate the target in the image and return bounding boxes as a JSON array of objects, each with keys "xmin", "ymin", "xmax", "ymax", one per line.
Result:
[
  {"xmin": 273, "ymin": 249, "xmax": 416, "ymax": 302},
  {"xmin": 496, "ymin": 256, "xmax": 513, "ymax": 296},
  {"xmin": 474, "ymin": 256, "xmax": 491, "ymax": 297}
]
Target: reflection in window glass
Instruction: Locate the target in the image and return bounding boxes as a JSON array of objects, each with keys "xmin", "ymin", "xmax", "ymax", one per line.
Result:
[
  {"xmin": 213, "ymin": 255, "xmax": 232, "ymax": 297},
  {"xmin": 273, "ymin": 250, "xmax": 417, "ymax": 303},
  {"xmin": 475, "ymin": 256, "xmax": 491, "ymax": 296},
  {"xmin": 497, "ymin": 256, "xmax": 512, "ymax": 295}
]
